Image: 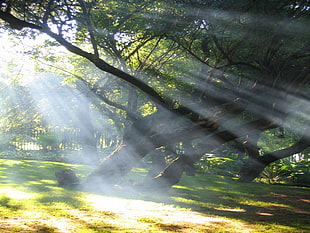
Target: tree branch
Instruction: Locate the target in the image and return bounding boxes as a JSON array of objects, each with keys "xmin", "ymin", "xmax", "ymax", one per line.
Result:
[
  {"xmin": 40, "ymin": 27, "xmax": 168, "ymax": 107},
  {"xmin": 0, "ymin": 11, "xmax": 168, "ymax": 108},
  {"xmin": 78, "ymin": 0, "xmax": 99, "ymax": 58},
  {"xmin": 260, "ymin": 124, "xmax": 310, "ymax": 165},
  {"xmin": 0, "ymin": 10, "xmax": 42, "ymax": 30}
]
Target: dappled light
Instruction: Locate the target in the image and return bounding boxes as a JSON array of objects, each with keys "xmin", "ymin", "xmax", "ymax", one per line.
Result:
[
  {"xmin": 1, "ymin": 159, "xmax": 308, "ymax": 232},
  {"xmin": 0, "ymin": 188, "xmax": 34, "ymax": 199},
  {"xmin": 0, "ymin": 0, "xmax": 309, "ymax": 232}
]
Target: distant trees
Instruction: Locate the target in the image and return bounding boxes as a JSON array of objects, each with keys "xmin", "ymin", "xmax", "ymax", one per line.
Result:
[
  {"xmin": 0, "ymin": 60, "xmax": 41, "ymax": 136},
  {"xmin": 1, "ymin": 0, "xmax": 309, "ymax": 189},
  {"xmin": 0, "ymin": 60, "xmax": 117, "ymax": 157}
]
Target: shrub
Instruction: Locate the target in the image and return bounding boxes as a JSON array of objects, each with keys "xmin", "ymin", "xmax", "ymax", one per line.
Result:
[{"xmin": 259, "ymin": 159, "xmax": 310, "ymax": 186}]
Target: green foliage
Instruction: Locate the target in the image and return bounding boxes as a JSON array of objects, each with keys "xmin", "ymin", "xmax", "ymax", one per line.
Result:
[
  {"xmin": 37, "ymin": 134, "xmax": 59, "ymax": 150},
  {"xmin": 0, "ymin": 134, "xmax": 16, "ymax": 150},
  {"xmin": 0, "ymin": 82, "xmax": 41, "ymax": 135},
  {"xmin": 260, "ymin": 164, "xmax": 291, "ymax": 184},
  {"xmin": 195, "ymin": 154, "xmax": 243, "ymax": 177},
  {"xmin": 259, "ymin": 158, "xmax": 310, "ymax": 185},
  {"xmin": 194, "ymin": 142, "xmax": 246, "ymax": 177},
  {"xmin": 258, "ymin": 128, "xmax": 300, "ymax": 154}
]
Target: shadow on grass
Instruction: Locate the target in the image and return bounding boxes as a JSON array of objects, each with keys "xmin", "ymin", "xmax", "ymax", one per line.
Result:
[
  {"xmin": 165, "ymin": 174, "xmax": 310, "ymax": 230},
  {"xmin": 0, "ymin": 223, "xmax": 59, "ymax": 233},
  {"xmin": 87, "ymin": 172, "xmax": 310, "ymax": 231},
  {"xmin": 1, "ymin": 159, "xmax": 309, "ymax": 232},
  {"xmin": 0, "ymin": 159, "xmax": 93, "ymax": 211},
  {"xmin": 0, "ymin": 159, "xmax": 93, "ymax": 189},
  {"xmin": 0, "ymin": 195, "xmax": 22, "ymax": 211}
]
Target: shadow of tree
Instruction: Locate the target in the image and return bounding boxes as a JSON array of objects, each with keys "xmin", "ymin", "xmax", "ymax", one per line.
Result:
[
  {"xmin": 0, "ymin": 159, "xmax": 91, "ymax": 211},
  {"xmin": 1, "ymin": 159, "xmax": 309, "ymax": 232},
  {"xmin": 86, "ymin": 172, "xmax": 310, "ymax": 231}
]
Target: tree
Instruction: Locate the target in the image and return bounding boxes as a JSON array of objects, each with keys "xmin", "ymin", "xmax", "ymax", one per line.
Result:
[
  {"xmin": 0, "ymin": 0, "xmax": 309, "ymax": 189},
  {"xmin": 0, "ymin": 56, "xmax": 42, "ymax": 138}
]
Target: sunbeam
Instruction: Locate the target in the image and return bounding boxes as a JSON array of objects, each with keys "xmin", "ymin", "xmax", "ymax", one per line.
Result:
[{"xmin": 0, "ymin": 1, "xmax": 309, "ymax": 232}]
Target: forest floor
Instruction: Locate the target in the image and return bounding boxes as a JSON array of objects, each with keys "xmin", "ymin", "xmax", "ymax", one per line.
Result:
[{"xmin": 0, "ymin": 158, "xmax": 309, "ymax": 232}]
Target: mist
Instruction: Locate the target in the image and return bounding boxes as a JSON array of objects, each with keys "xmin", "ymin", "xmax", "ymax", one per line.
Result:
[{"xmin": 0, "ymin": 1, "xmax": 309, "ymax": 232}]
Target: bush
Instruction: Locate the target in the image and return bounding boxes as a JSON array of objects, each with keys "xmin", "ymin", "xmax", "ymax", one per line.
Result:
[
  {"xmin": 0, "ymin": 134, "xmax": 16, "ymax": 150},
  {"xmin": 37, "ymin": 134, "xmax": 59, "ymax": 150},
  {"xmin": 195, "ymin": 154, "xmax": 243, "ymax": 177},
  {"xmin": 259, "ymin": 159, "xmax": 310, "ymax": 186}
]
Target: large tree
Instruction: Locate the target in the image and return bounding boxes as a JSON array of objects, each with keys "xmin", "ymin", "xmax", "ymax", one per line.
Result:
[{"xmin": 1, "ymin": 0, "xmax": 309, "ymax": 189}]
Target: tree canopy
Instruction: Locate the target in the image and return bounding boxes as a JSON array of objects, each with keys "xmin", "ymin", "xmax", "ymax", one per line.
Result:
[{"xmin": 0, "ymin": 0, "xmax": 309, "ymax": 189}]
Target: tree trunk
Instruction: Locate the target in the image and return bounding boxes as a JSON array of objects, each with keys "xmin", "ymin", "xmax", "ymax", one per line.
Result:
[
  {"xmin": 238, "ymin": 158, "xmax": 266, "ymax": 183},
  {"xmin": 139, "ymin": 156, "xmax": 187, "ymax": 191},
  {"xmin": 238, "ymin": 131, "xmax": 262, "ymax": 182},
  {"xmin": 85, "ymin": 125, "xmax": 157, "ymax": 186},
  {"xmin": 139, "ymin": 129, "xmax": 242, "ymax": 190},
  {"xmin": 85, "ymin": 143, "xmax": 140, "ymax": 185},
  {"xmin": 84, "ymin": 116, "xmax": 277, "ymax": 189}
]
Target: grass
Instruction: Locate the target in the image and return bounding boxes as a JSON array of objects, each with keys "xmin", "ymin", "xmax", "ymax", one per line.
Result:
[{"xmin": 0, "ymin": 158, "xmax": 309, "ymax": 232}]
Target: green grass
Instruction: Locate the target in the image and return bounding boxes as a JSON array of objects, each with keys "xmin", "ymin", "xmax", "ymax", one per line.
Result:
[{"xmin": 0, "ymin": 158, "xmax": 309, "ymax": 232}]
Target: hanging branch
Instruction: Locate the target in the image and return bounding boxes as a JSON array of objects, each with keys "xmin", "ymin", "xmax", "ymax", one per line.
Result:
[{"xmin": 0, "ymin": 10, "xmax": 42, "ymax": 30}]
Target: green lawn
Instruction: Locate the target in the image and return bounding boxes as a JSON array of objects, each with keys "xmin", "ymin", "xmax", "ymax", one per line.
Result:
[{"xmin": 0, "ymin": 158, "xmax": 309, "ymax": 232}]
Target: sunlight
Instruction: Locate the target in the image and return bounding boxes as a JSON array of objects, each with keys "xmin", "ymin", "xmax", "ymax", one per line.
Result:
[
  {"xmin": 1, "ymin": 158, "xmax": 308, "ymax": 232},
  {"xmin": 21, "ymin": 211, "xmax": 75, "ymax": 233},
  {"xmin": 24, "ymin": 72, "xmax": 109, "ymax": 164},
  {"xmin": 84, "ymin": 194, "xmax": 175, "ymax": 215},
  {"xmin": 0, "ymin": 188, "xmax": 34, "ymax": 199},
  {"xmin": 172, "ymin": 59, "xmax": 310, "ymax": 135},
  {"xmin": 173, "ymin": 185, "xmax": 194, "ymax": 191},
  {"xmin": 0, "ymin": 1, "xmax": 308, "ymax": 232},
  {"xmin": 0, "ymin": 32, "xmax": 38, "ymax": 84},
  {"xmin": 256, "ymin": 212, "xmax": 274, "ymax": 216},
  {"xmin": 0, "ymin": 31, "xmax": 68, "ymax": 85},
  {"xmin": 215, "ymin": 207, "xmax": 247, "ymax": 213},
  {"xmin": 1, "ymin": 160, "xmax": 24, "ymax": 167},
  {"xmin": 84, "ymin": 193, "xmax": 248, "ymax": 230}
]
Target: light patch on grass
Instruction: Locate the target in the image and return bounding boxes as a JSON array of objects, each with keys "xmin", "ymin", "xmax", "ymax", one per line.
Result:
[
  {"xmin": 300, "ymin": 199, "xmax": 310, "ymax": 203},
  {"xmin": 44, "ymin": 185, "xmax": 64, "ymax": 190},
  {"xmin": 0, "ymin": 188, "xmax": 35, "ymax": 199},
  {"xmin": 26, "ymin": 181, "xmax": 42, "ymax": 185},
  {"xmin": 222, "ymin": 196, "xmax": 274, "ymax": 208},
  {"xmin": 40, "ymin": 179, "xmax": 57, "ymax": 184},
  {"xmin": 270, "ymin": 203, "xmax": 290, "ymax": 208},
  {"xmin": 3, "ymin": 160, "xmax": 23, "ymax": 165},
  {"xmin": 256, "ymin": 212, "xmax": 274, "ymax": 216},
  {"xmin": 85, "ymin": 193, "xmax": 183, "ymax": 216},
  {"xmin": 138, "ymin": 217, "xmax": 162, "ymax": 223},
  {"xmin": 171, "ymin": 196, "xmax": 224, "ymax": 210},
  {"xmin": 214, "ymin": 207, "xmax": 247, "ymax": 213},
  {"xmin": 84, "ymin": 193, "xmax": 252, "ymax": 232},
  {"xmin": 0, "ymin": 214, "xmax": 81, "ymax": 233},
  {"xmin": 173, "ymin": 185, "xmax": 194, "ymax": 191},
  {"xmin": 1, "ymin": 159, "xmax": 309, "ymax": 232},
  {"xmin": 171, "ymin": 196, "xmax": 203, "ymax": 205}
]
